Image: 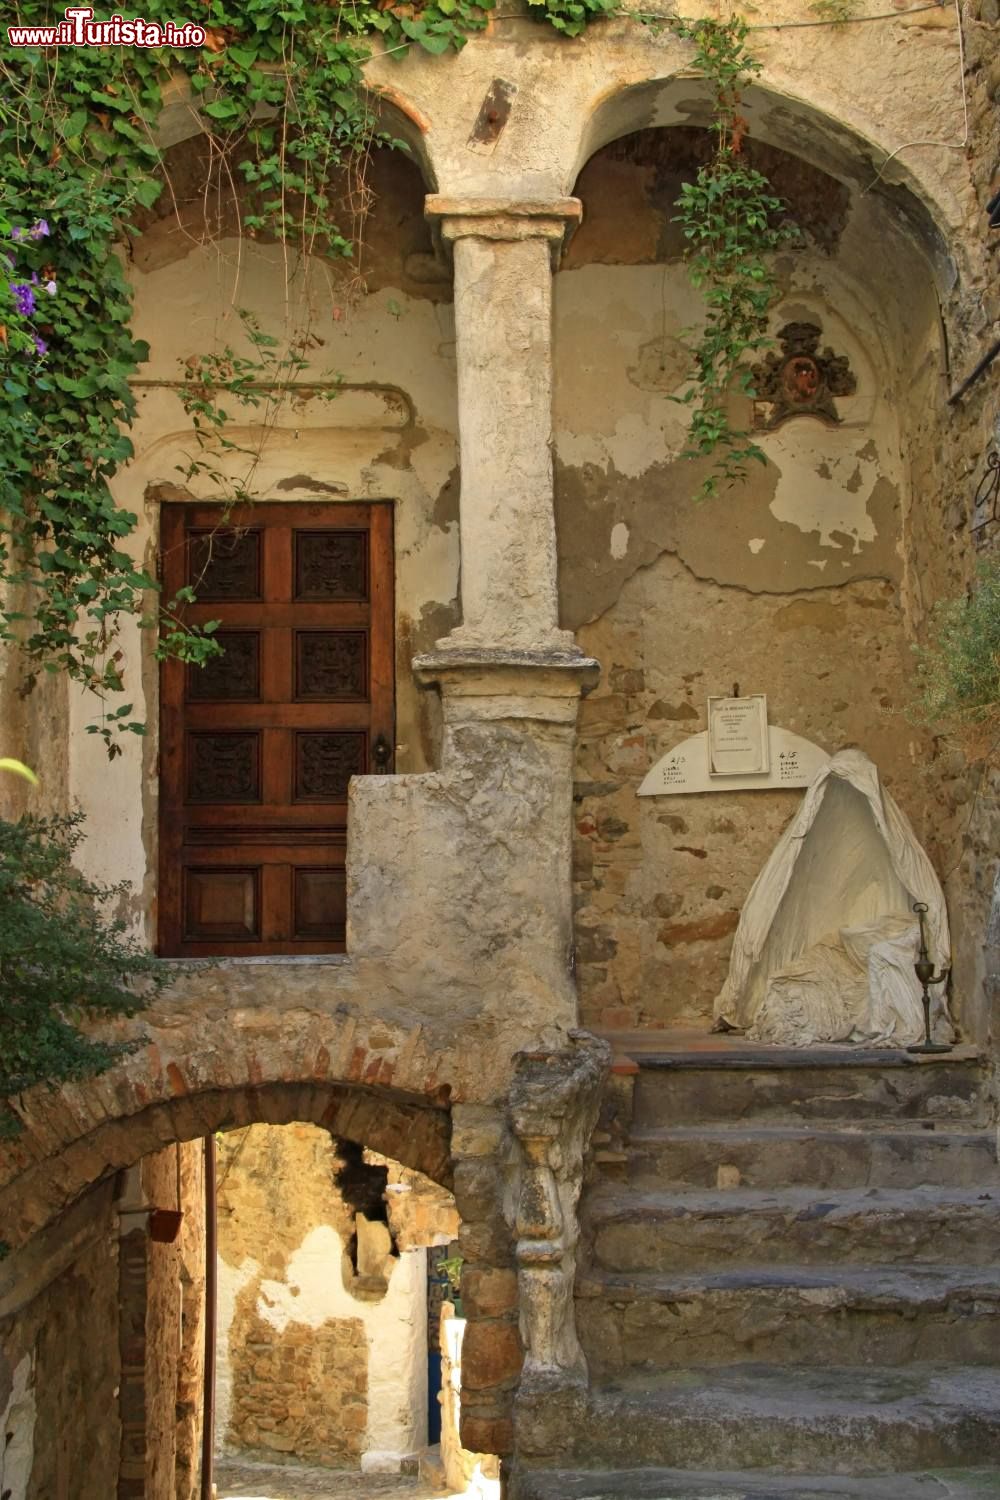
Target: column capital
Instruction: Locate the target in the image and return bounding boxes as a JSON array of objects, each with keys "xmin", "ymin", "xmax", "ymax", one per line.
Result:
[
  {"xmin": 413, "ymin": 647, "xmax": 600, "ymax": 725},
  {"xmin": 424, "ymin": 195, "xmax": 582, "ymax": 264}
]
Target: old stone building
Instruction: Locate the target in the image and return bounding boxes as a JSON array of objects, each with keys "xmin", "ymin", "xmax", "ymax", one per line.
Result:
[{"xmin": 2, "ymin": 0, "xmax": 1000, "ymax": 1496}]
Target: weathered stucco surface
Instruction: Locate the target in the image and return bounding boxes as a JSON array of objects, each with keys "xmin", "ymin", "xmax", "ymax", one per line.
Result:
[{"xmin": 552, "ymin": 137, "xmax": 942, "ymax": 1029}]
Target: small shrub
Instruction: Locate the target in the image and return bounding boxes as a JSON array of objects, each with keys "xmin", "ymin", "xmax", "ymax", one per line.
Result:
[
  {"xmin": 0, "ymin": 811, "xmax": 172, "ymax": 1130},
  {"xmin": 913, "ymin": 553, "xmax": 1000, "ymax": 762}
]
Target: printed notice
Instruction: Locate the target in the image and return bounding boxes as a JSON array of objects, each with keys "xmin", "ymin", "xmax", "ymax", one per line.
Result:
[{"xmin": 707, "ymin": 695, "xmax": 769, "ymax": 777}]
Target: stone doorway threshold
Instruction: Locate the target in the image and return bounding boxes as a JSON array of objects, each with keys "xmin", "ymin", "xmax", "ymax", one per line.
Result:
[{"xmin": 214, "ymin": 1458, "xmax": 452, "ymax": 1500}]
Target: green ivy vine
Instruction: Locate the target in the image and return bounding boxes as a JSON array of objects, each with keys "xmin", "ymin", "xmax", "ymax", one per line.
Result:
[
  {"xmin": 668, "ymin": 16, "xmax": 798, "ymax": 497},
  {"xmin": 0, "ymin": 0, "xmax": 494, "ymax": 750},
  {"xmin": 526, "ymin": 9, "xmax": 797, "ymax": 495},
  {"xmin": 2, "ymin": 0, "xmax": 796, "ymax": 744}
]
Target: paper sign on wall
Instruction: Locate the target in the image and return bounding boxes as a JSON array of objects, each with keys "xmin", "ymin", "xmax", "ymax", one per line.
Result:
[{"xmin": 708, "ymin": 695, "xmax": 769, "ymax": 777}]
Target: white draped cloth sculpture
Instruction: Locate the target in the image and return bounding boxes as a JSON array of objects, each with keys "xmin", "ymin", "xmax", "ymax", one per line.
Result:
[{"xmin": 713, "ymin": 748, "xmax": 953, "ymax": 1048}]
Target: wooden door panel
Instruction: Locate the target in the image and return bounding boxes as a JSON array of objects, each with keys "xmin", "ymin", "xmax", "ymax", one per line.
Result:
[{"xmin": 158, "ymin": 501, "xmax": 393, "ymax": 957}]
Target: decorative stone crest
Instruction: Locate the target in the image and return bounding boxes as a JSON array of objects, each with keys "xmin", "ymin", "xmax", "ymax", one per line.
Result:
[{"xmin": 751, "ymin": 322, "xmax": 857, "ymax": 430}]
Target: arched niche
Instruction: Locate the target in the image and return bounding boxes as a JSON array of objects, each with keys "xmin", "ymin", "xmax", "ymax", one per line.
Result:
[
  {"xmin": 557, "ymin": 108, "xmax": 952, "ymax": 1038},
  {"xmin": 153, "ymin": 72, "xmax": 438, "ymax": 193},
  {"xmin": 574, "ymin": 74, "xmax": 960, "ymax": 293}
]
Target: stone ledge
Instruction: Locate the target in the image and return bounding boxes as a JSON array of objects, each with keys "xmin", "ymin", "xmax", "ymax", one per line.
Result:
[
  {"xmin": 414, "ymin": 647, "xmax": 600, "ymax": 715},
  {"xmin": 157, "ymin": 954, "xmax": 351, "ymax": 968}
]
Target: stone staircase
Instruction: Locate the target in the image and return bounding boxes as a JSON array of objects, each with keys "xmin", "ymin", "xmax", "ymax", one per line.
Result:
[{"xmin": 518, "ymin": 1041, "xmax": 1000, "ymax": 1499}]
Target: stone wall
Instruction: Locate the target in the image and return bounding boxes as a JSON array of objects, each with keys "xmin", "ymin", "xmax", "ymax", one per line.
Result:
[
  {"xmin": 174, "ymin": 1143, "xmax": 207, "ymax": 1500},
  {"xmin": 899, "ymin": 0, "xmax": 1000, "ymax": 1048},
  {"xmin": 0, "ymin": 1180, "xmax": 121, "ymax": 1500},
  {"xmin": 0, "ymin": 1146, "xmax": 204, "ymax": 1500},
  {"xmin": 216, "ymin": 1123, "xmax": 448, "ymax": 1470},
  {"xmin": 1, "ymin": 8, "xmax": 998, "ymax": 1489},
  {"xmin": 439, "ymin": 1303, "xmax": 502, "ymax": 1499},
  {"xmin": 118, "ymin": 1142, "xmax": 206, "ymax": 1500}
]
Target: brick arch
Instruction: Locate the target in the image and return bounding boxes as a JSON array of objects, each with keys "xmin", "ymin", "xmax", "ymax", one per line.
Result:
[{"xmin": 0, "ymin": 1010, "xmax": 456, "ymax": 1252}]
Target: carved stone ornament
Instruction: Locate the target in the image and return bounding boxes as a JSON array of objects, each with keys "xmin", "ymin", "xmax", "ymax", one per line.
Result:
[
  {"xmin": 506, "ymin": 1034, "xmax": 610, "ymax": 1460},
  {"xmin": 751, "ymin": 322, "xmax": 857, "ymax": 430}
]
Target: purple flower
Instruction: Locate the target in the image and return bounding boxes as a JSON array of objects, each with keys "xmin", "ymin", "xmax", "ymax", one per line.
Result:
[
  {"xmin": 10, "ymin": 283, "xmax": 36, "ymax": 317},
  {"xmin": 29, "ymin": 220, "xmax": 50, "ymax": 240},
  {"xmin": 44, "ymin": 279, "xmax": 57, "ymax": 297},
  {"xmin": 10, "ymin": 227, "xmax": 25, "ymax": 242},
  {"xmin": 33, "ymin": 335, "xmax": 48, "ymax": 357}
]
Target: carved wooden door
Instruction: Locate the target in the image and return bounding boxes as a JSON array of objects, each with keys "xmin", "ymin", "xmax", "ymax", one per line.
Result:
[{"xmin": 158, "ymin": 502, "xmax": 393, "ymax": 956}]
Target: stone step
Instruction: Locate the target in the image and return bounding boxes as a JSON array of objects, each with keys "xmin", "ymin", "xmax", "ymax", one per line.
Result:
[
  {"xmin": 516, "ymin": 1465, "xmax": 1000, "ymax": 1498},
  {"xmin": 632, "ymin": 1048, "xmax": 990, "ymax": 1129},
  {"xmin": 576, "ymin": 1265, "xmax": 1000, "ymax": 1373},
  {"xmin": 565, "ymin": 1365, "xmax": 1000, "ymax": 1473},
  {"xmin": 624, "ymin": 1124, "xmax": 999, "ymax": 1190},
  {"xmin": 585, "ymin": 1184, "xmax": 1000, "ymax": 1272}
]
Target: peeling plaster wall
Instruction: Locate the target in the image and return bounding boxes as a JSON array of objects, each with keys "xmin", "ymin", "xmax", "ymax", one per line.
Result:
[
  {"xmin": 216, "ymin": 1124, "xmax": 436, "ymax": 1470},
  {"xmin": 556, "ymin": 138, "xmax": 945, "ymax": 1030}
]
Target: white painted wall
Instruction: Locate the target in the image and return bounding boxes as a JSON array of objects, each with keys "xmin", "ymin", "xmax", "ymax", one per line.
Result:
[{"xmin": 216, "ymin": 1227, "xmax": 428, "ymax": 1468}]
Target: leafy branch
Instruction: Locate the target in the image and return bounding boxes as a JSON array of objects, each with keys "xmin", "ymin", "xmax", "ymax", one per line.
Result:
[
  {"xmin": 0, "ymin": 811, "xmax": 173, "ymax": 1135},
  {"xmin": 667, "ymin": 16, "xmax": 799, "ymax": 498},
  {"xmin": 912, "ymin": 554, "xmax": 1000, "ymax": 764}
]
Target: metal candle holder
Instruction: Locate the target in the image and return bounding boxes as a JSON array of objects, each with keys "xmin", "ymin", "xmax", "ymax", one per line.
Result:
[{"xmin": 906, "ymin": 901, "xmax": 952, "ymax": 1055}]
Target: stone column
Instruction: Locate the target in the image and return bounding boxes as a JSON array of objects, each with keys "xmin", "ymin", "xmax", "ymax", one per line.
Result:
[{"xmin": 425, "ymin": 196, "xmax": 582, "ymax": 655}]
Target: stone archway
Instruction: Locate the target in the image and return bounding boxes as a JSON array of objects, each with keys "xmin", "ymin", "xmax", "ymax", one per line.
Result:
[
  {"xmin": 0, "ymin": 1008, "xmax": 457, "ymax": 1251},
  {"xmin": 554, "ymin": 65, "xmax": 970, "ymax": 1035},
  {"xmin": 0, "ymin": 1016, "xmax": 617, "ymax": 1497}
]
